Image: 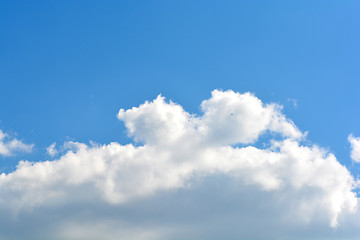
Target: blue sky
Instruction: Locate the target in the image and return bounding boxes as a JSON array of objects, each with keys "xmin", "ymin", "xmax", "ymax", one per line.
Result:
[{"xmin": 0, "ymin": 1, "xmax": 360, "ymax": 239}]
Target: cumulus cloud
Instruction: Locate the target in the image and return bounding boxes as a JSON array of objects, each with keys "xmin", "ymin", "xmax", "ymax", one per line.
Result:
[
  {"xmin": 348, "ymin": 135, "xmax": 360, "ymax": 162},
  {"xmin": 0, "ymin": 129, "xmax": 33, "ymax": 156},
  {"xmin": 117, "ymin": 90, "xmax": 302, "ymax": 147},
  {"xmin": 0, "ymin": 90, "xmax": 358, "ymax": 240}
]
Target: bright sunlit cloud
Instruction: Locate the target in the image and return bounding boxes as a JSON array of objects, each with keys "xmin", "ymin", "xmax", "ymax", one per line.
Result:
[
  {"xmin": 0, "ymin": 90, "xmax": 359, "ymax": 240},
  {"xmin": 349, "ymin": 135, "xmax": 360, "ymax": 162}
]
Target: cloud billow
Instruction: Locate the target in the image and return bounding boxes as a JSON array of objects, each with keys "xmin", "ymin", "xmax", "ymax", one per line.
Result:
[
  {"xmin": 349, "ymin": 134, "xmax": 360, "ymax": 162},
  {"xmin": 0, "ymin": 130, "xmax": 33, "ymax": 157},
  {"xmin": 0, "ymin": 90, "xmax": 358, "ymax": 240}
]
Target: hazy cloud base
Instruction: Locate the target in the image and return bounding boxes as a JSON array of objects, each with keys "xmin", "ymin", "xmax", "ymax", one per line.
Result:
[{"xmin": 0, "ymin": 90, "xmax": 359, "ymax": 240}]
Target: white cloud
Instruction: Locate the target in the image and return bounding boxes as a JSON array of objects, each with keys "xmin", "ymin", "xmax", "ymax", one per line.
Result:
[
  {"xmin": 46, "ymin": 142, "xmax": 58, "ymax": 157},
  {"xmin": 348, "ymin": 135, "xmax": 360, "ymax": 162},
  {"xmin": 0, "ymin": 90, "xmax": 358, "ymax": 240},
  {"xmin": 0, "ymin": 130, "xmax": 33, "ymax": 156}
]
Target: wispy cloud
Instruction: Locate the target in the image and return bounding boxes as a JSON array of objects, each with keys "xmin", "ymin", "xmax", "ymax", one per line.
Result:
[
  {"xmin": 0, "ymin": 130, "xmax": 33, "ymax": 156},
  {"xmin": 287, "ymin": 98, "xmax": 298, "ymax": 108},
  {"xmin": 46, "ymin": 142, "xmax": 58, "ymax": 157}
]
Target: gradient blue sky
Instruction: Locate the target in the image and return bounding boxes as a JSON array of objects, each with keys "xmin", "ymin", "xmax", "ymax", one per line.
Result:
[
  {"xmin": 1, "ymin": 1, "xmax": 359, "ymax": 170},
  {"xmin": 0, "ymin": 1, "xmax": 360, "ymax": 239}
]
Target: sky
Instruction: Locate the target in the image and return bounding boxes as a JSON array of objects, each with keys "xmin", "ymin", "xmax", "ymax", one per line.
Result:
[{"xmin": 0, "ymin": 1, "xmax": 360, "ymax": 239}]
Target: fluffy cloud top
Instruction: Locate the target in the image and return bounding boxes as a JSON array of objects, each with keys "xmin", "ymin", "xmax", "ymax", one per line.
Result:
[
  {"xmin": 0, "ymin": 90, "xmax": 358, "ymax": 240},
  {"xmin": 0, "ymin": 130, "xmax": 33, "ymax": 156},
  {"xmin": 117, "ymin": 90, "xmax": 302, "ymax": 147},
  {"xmin": 348, "ymin": 135, "xmax": 360, "ymax": 162}
]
